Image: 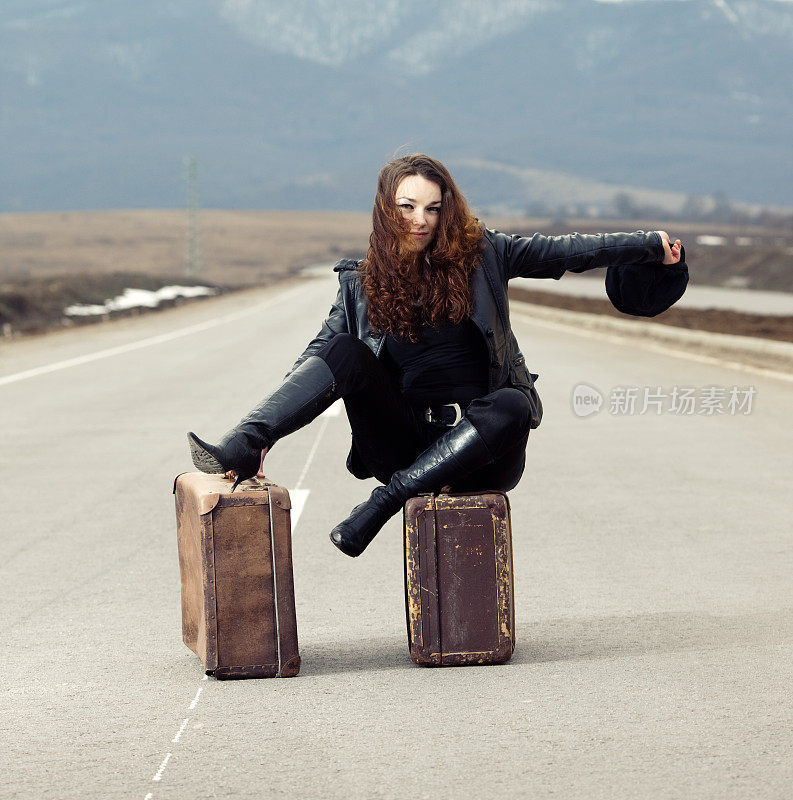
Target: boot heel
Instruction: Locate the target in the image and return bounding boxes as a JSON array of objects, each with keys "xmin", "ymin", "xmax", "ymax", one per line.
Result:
[{"xmin": 230, "ymin": 473, "xmax": 252, "ymax": 493}]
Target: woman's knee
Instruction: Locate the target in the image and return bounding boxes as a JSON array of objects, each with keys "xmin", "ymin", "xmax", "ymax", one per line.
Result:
[
  {"xmin": 315, "ymin": 334, "xmax": 375, "ymax": 378},
  {"xmin": 495, "ymin": 387, "xmax": 533, "ymax": 424},
  {"xmin": 465, "ymin": 388, "xmax": 532, "ymax": 458},
  {"xmin": 468, "ymin": 388, "xmax": 532, "ymax": 434}
]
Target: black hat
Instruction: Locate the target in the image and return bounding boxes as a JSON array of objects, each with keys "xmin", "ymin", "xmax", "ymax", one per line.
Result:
[{"xmin": 605, "ymin": 245, "xmax": 689, "ymax": 317}]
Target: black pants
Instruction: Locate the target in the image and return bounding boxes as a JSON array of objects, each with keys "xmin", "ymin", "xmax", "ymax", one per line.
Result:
[{"xmin": 315, "ymin": 334, "xmax": 531, "ymax": 491}]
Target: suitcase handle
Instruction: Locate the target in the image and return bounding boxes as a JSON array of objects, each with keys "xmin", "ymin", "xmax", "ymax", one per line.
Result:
[{"xmin": 236, "ymin": 475, "xmax": 276, "ymax": 490}]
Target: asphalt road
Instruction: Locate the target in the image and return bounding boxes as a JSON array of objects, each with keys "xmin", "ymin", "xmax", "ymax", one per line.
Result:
[{"xmin": 1, "ymin": 273, "xmax": 792, "ymax": 800}]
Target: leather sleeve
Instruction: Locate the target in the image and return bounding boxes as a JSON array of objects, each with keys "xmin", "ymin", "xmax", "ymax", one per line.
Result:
[
  {"xmin": 285, "ymin": 281, "xmax": 349, "ymax": 377},
  {"xmin": 494, "ymin": 229, "xmax": 665, "ymax": 280}
]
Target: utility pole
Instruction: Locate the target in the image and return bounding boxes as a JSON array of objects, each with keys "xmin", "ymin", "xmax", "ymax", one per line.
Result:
[{"xmin": 184, "ymin": 156, "xmax": 203, "ymax": 277}]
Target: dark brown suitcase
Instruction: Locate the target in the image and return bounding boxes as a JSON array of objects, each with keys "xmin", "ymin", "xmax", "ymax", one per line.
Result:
[
  {"xmin": 404, "ymin": 491, "xmax": 515, "ymax": 666},
  {"xmin": 173, "ymin": 472, "xmax": 300, "ymax": 679}
]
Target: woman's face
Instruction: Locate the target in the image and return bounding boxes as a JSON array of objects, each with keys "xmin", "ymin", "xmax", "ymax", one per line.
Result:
[{"xmin": 395, "ymin": 174, "xmax": 442, "ymax": 251}]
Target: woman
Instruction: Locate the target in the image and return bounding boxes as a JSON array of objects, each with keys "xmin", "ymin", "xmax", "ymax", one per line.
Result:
[{"xmin": 188, "ymin": 153, "xmax": 682, "ymax": 558}]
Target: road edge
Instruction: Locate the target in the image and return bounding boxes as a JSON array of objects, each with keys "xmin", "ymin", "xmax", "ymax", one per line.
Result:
[{"xmin": 511, "ymin": 300, "xmax": 793, "ymax": 379}]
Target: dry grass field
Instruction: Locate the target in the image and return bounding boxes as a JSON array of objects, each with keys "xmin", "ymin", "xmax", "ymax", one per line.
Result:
[
  {"xmin": 1, "ymin": 210, "xmax": 791, "ymax": 338},
  {"xmin": 0, "ymin": 210, "xmax": 372, "ymax": 286}
]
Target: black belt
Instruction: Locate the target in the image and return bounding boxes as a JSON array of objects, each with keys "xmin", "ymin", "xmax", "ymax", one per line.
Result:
[{"xmin": 423, "ymin": 402, "xmax": 467, "ymax": 426}]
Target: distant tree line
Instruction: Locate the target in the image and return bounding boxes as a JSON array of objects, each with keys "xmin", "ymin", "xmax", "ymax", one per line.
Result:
[{"xmin": 518, "ymin": 193, "xmax": 793, "ymax": 229}]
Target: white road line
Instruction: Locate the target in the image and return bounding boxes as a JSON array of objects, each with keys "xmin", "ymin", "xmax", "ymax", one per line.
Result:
[
  {"xmin": 512, "ymin": 312, "xmax": 793, "ymax": 384},
  {"xmin": 188, "ymin": 687, "xmax": 203, "ymax": 710},
  {"xmin": 0, "ymin": 284, "xmax": 307, "ymax": 387},
  {"xmin": 287, "ymin": 401, "xmax": 338, "ymax": 532},
  {"xmin": 295, "ymin": 415, "xmax": 330, "ymax": 491},
  {"xmin": 289, "ymin": 489, "xmax": 310, "ymax": 532},
  {"xmin": 321, "ymin": 399, "xmax": 343, "ymax": 417},
  {"xmin": 144, "ymin": 794, "xmax": 153, "ymax": 800},
  {"xmin": 172, "ymin": 718, "xmax": 190, "ymax": 744},
  {"xmin": 152, "ymin": 753, "xmax": 171, "ymax": 782}
]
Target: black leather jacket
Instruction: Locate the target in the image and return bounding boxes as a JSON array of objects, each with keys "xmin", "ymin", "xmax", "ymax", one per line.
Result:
[{"xmin": 289, "ymin": 226, "xmax": 664, "ymax": 476}]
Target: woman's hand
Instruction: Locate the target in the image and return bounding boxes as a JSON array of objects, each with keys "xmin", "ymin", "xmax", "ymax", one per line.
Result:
[
  {"xmin": 224, "ymin": 447, "xmax": 269, "ymax": 482},
  {"xmin": 656, "ymin": 230, "xmax": 683, "ymax": 265}
]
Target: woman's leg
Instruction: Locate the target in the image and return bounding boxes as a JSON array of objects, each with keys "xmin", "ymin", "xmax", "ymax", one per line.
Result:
[
  {"xmin": 449, "ymin": 446, "xmax": 527, "ymax": 493},
  {"xmin": 188, "ymin": 353, "xmax": 340, "ymax": 489},
  {"xmin": 449, "ymin": 388, "xmax": 532, "ymax": 492},
  {"xmin": 329, "ymin": 386, "xmax": 533, "ymax": 557},
  {"xmin": 315, "ymin": 334, "xmax": 431, "ymax": 483},
  {"xmin": 188, "ymin": 332, "xmax": 428, "ymax": 490}
]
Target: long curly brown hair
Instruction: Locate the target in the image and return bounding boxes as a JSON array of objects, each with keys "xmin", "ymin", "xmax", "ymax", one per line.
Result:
[{"xmin": 360, "ymin": 153, "xmax": 484, "ymax": 341}]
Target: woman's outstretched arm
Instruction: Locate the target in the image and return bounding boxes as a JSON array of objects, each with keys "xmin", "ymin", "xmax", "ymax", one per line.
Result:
[{"xmin": 490, "ymin": 228, "xmax": 676, "ymax": 280}]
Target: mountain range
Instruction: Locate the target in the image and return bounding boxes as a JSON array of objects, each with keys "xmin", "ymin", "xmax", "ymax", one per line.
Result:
[{"xmin": 2, "ymin": 0, "xmax": 792, "ymax": 212}]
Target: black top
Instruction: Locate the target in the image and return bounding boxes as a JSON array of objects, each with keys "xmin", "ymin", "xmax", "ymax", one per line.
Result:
[{"xmin": 384, "ymin": 319, "xmax": 489, "ymax": 407}]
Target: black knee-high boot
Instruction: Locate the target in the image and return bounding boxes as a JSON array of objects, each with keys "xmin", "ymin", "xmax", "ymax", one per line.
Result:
[
  {"xmin": 329, "ymin": 418, "xmax": 493, "ymax": 557},
  {"xmin": 188, "ymin": 356, "xmax": 338, "ymax": 491}
]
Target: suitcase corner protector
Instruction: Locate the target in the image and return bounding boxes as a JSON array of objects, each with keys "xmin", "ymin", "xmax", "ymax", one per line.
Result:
[
  {"xmin": 491, "ymin": 638, "xmax": 515, "ymax": 665},
  {"xmin": 280, "ymin": 655, "xmax": 301, "ymax": 677}
]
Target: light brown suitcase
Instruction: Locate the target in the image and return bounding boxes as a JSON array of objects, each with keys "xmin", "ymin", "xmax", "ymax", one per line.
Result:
[
  {"xmin": 404, "ymin": 491, "xmax": 515, "ymax": 666},
  {"xmin": 173, "ymin": 472, "xmax": 300, "ymax": 679}
]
